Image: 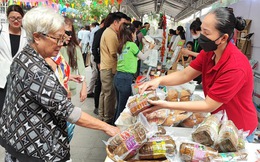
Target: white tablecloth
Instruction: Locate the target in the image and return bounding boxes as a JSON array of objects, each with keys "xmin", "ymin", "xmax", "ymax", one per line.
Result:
[{"xmin": 105, "ymin": 127, "xmax": 260, "ymax": 162}]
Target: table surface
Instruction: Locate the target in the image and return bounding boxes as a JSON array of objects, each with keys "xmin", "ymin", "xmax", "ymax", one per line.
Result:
[{"xmin": 105, "ymin": 127, "xmax": 260, "ymax": 162}]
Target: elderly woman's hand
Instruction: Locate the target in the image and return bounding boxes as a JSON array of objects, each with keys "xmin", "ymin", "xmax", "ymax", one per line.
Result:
[{"xmin": 104, "ymin": 125, "xmax": 120, "ymax": 137}]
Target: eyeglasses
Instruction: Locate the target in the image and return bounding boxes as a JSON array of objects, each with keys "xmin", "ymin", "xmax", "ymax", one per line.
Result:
[
  {"xmin": 40, "ymin": 33, "xmax": 67, "ymax": 45},
  {"xmin": 65, "ymin": 30, "xmax": 72, "ymax": 36},
  {"xmin": 8, "ymin": 17, "xmax": 23, "ymax": 22}
]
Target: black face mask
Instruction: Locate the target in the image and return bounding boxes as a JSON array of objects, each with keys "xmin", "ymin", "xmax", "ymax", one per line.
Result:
[{"xmin": 198, "ymin": 34, "xmax": 223, "ymax": 52}]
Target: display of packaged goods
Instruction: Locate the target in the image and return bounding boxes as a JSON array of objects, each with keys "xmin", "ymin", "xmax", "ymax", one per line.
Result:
[
  {"xmin": 180, "ymin": 89, "xmax": 191, "ymax": 101},
  {"xmin": 145, "ymin": 109, "xmax": 170, "ymax": 125},
  {"xmin": 192, "ymin": 112, "xmax": 223, "ymax": 146},
  {"xmin": 107, "ymin": 122, "xmax": 148, "ymax": 160},
  {"xmin": 162, "ymin": 110, "xmax": 192, "ymax": 127},
  {"xmin": 214, "ymin": 120, "xmax": 239, "ymax": 152},
  {"xmin": 210, "ymin": 152, "xmax": 248, "ymax": 162},
  {"xmin": 180, "ymin": 113, "xmax": 208, "ymax": 128},
  {"xmin": 139, "ymin": 135, "xmax": 176, "ymax": 160},
  {"xmin": 179, "ymin": 142, "xmax": 218, "ymax": 162},
  {"xmin": 156, "ymin": 126, "xmax": 166, "ymax": 135},
  {"xmin": 128, "ymin": 93, "xmax": 159, "ymax": 116}
]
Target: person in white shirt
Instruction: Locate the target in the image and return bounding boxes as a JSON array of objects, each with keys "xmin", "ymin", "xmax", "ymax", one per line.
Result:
[
  {"xmin": 77, "ymin": 26, "xmax": 84, "ymax": 43},
  {"xmin": 81, "ymin": 25, "xmax": 90, "ymax": 66},
  {"xmin": 0, "ymin": 5, "xmax": 27, "ymax": 113},
  {"xmin": 87, "ymin": 22, "xmax": 101, "ymax": 98}
]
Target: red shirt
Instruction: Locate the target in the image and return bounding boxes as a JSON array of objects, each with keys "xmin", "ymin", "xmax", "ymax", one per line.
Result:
[{"xmin": 190, "ymin": 42, "xmax": 257, "ymax": 134}]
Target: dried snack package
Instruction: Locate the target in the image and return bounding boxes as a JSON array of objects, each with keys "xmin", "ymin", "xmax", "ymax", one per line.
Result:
[
  {"xmin": 105, "ymin": 113, "xmax": 157, "ymax": 161},
  {"xmin": 179, "ymin": 142, "xmax": 218, "ymax": 162},
  {"xmin": 237, "ymin": 129, "xmax": 249, "ymax": 150},
  {"xmin": 145, "ymin": 109, "xmax": 170, "ymax": 125},
  {"xmin": 180, "ymin": 112, "xmax": 209, "ymax": 128},
  {"xmin": 214, "ymin": 120, "xmax": 239, "ymax": 152},
  {"xmin": 192, "ymin": 111, "xmax": 223, "ymax": 146},
  {"xmin": 166, "ymin": 89, "xmax": 179, "ymax": 102},
  {"xmin": 180, "ymin": 89, "xmax": 191, "ymax": 101},
  {"xmin": 162, "ymin": 110, "xmax": 192, "ymax": 127},
  {"xmin": 128, "ymin": 92, "xmax": 159, "ymax": 116},
  {"xmin": 210, "ymin": 152, "xmax": 248, "ymax": 162},
  {"xmin": 139, "ymin": 135, "xmax": 177, "ymax": 160}
]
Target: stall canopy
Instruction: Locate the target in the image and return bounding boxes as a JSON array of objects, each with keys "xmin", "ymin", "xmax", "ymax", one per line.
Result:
[{"xmin": 121, "ymin": 0, "xmax": 218, "ymax": 21}]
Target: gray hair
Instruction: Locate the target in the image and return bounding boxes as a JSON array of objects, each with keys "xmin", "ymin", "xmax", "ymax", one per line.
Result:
[{"xmin": 22, "ymin": 7, "xmax": 64, "ymax": 43}]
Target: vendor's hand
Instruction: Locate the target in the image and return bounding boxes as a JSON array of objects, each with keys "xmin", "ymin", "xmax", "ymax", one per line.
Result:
[
  {"xmin": 138, "ymin": 78, "xmax": 161, "ymax": 94},
  {"xmin": 141, "ymin": 100, "xmax": 168, "ymax": 115},
  {"xmin": 97, "ymin": 64, "xmax": 100, "ymax": 70},
  {"xmin": 181, "ymin": 48, "xmax": 190, "ymax": 56},
  {"xmin": 104, "ymin": 125, "xmax": 120, "ymax": 137}
]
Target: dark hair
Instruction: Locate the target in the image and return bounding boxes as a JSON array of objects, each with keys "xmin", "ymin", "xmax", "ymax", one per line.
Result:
[
  {"xmin": 186, "ymin": 41, "xmax": 194, "ymax": 50},
  {"xmin": 132, "ymin": 20, "xmax": 142, "ymax": 29},
  {"xmin": 100, "ymin": 18, "xmax": 105, "ymax": 24},
  {"xmin": 169, "ymin": 29, "xmax": 176, "ymax": 35},
  {"xmin": 177, "ymin": 26, "xmax": 186, "ymax": 40},
  {"xmin": 211, "ymin": 7, "xmax": 246, "ymax": 41},
  {"xmin": 91, "ymin": 22, "xmax": 99, "ymax": 27},
  {"xmin": 144, "ymin": 22, "xmax": 149, "ymax": 25},
  {"xmin": 126, "ymin": 16, "xmax": 131, "ymax": 22},
  {"xmin": 190, "ymin": 18, "xmax": 201, "ymax": 34},
  {"xmin": 103, "ymin": 13, "xmax": 115, "ymax": 28},
  {"xmin": 113, "ymin": 12, "xmax": 128, "ymax": 23},
  {"xmin": 7, "ymin": 5, "xmax": 24, "ymax": 17},
  {"xmin": 117, "ymin": 23, "xmax": 136, "ymax": 54},
  {"xmin": 64, "ymin": 17, "xmax": 79, "ymax": 69}
]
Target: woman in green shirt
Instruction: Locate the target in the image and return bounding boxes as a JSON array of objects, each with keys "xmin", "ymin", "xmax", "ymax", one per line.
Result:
[{"xmin": 113, "ymin": 23, "xmax": 154, "ymax": 122}]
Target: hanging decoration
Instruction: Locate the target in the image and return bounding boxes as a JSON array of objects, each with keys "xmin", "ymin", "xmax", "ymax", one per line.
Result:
[
  {"xmin": 98, "ymin": 0, "xmax": 102, "ymax": 4},
  {"xmin": 117, "ymin": 0, "xmax": 122, "ymax": 4},
  {"xmin": 160, "ymin": 14, "xmax": 167, "ymax": 62}
]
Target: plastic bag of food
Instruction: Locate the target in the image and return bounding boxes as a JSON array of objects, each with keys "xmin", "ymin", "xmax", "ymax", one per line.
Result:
[
  {"xmin": 237, "ymin": 129, "xmax": 249, "ymax": 150},
  {"xmin": 180, "ymin": 89, "xmax": 191, "ymax": 101},
  {"xmin": 179, "ymin": 142, "xmax": 218, "ymax": 162},
  {"xmin": 162, "ymin": 110, "xmax": 192, "ymax": 127},
  {"xmin": 145, "ymin": 109, "xmax": 170, "ymax": 125},
  {"xmin": 156, "ymin": 126, "xmax": 166, "ymax": 135},
  {"xmin": 210, "ymin": 152, "xmax": 248, "ymax": 162},
  {"xmin": 128, "ymin": 92, "xmax": 159, "ymax": 116},
  {"xmin": 106, "ymin": 113, "xmax": 157, "ymax": 161},
  {"xmin": 180, "ymin": 112, "xmax": 209, "ymax": 128},
  {"xmin": 192, "ymin": 111, "xmax": 223, "ymax": 146},
  {"xmin": 139, "ymin": 135, "xmax": 177, "ymax": 160},
  {"xmin": 166, "ymin": 89, "xmax": 179, "ymax": 102}
]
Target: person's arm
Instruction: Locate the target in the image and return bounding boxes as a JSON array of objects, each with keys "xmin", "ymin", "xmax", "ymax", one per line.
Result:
[
  {"xmin": 139, "ymin": 66, "xmax": 201, "ymax": 94},
  {"xmin": 75, "ymin": 46, "xmax": 87, "ymax": 102},
  {"xmin": 137, "ymin": 43, "xmax": 155, "ymax": 60},
  {"xmin": 142, "ymin": 95, "xmax": 223, "ymax": 114},
  {"xmin": 181, "ymin": 48, "xmax": 199, "ymax": 57}
]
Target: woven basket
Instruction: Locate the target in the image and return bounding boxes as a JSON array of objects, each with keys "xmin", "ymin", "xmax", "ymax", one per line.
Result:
[{"xmin": 106, "ymin": 146, "xmax": 169, "ymax": 162}]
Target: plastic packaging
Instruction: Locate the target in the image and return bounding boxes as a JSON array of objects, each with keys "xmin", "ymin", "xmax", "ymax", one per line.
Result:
[
  {"xmin": 145, "ymin": 109, "xmax": 170, "ymax": 125},
  {"xmin": 180, "ymin": 112, "xmax": 209, "ymax": 128},
  {"xmin": 192, "ymin": 111, "xmax": 223, "ymax": 146},
  {"xmin": 179, "ymin": 142, "xmax": 218, "ymax": 161},
  {"xmin": 162, "ymin": 110, "xmax": 192, "ymax": 127},
  {"xmin": 210, "ymin": 152, "xmax": 248, "ymax": 162},
  {"xmin": 105, "ymin": 114, "xmax": 157, "ymax": 161},
  {"xmin": 139, "ymin": 135, "xmax": 176, "ymax": 160}
]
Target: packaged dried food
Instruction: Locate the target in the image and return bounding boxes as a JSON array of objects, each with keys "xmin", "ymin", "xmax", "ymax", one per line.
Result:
[
  {"xmin": 166, "ymin": 89, "xmax": 178, "ymax": 102},
  {"xmin": 180, "ymin": 89, "xmax": 191, "ymax": 101},
  {"xmin": 156, "ymin": 126, "xmax": 166, "ymax": 135},
  {"xmin": 106, "ymin": 114, "xmax": 157, "ymax": 161},
  {"xmin": 162, "ymin": 110, "xmax": 192, "ymax": 127},
  {"xmin": 210, "ymin": 152, "xmax": 248, "ymax": 162},
  {"xmin": 139, "ymin": 135, "xmax": 176, "ymax": 160},
  {"xmin": 214, "ymin": 120, "xmax": 239, "ymax": 152},
  {"xmin": 128, "ymin": 93, "xmax": 159, "ymax": 116},
  {"xmin": 180, "ymin": 113, "xmax": 208, "ymax": 128},
  {"xmin": 145, "ymin": 109, "xmax": 170, "ymax": 125},
  {"xmin": 192, "ymin": 112, "xmax": 223, "ymax": 146},
  {"xmin": 179, "ymin": 142, "xmax": 218, "ymax": 162}
]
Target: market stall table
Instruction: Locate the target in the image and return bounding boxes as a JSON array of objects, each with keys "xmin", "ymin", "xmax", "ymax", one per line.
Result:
[{"xmin": 105, "ymin": 127, "xmax": 260, "ymax": 162}]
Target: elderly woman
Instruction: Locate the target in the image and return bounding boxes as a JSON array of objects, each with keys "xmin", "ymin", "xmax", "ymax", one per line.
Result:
[
  {"xmin": 0, "ymin": 5, "xmax": 27, "ymax": 113},
  {"xmin": 0, "ymin": 7, "xmax": 119, "ymax": 162}
]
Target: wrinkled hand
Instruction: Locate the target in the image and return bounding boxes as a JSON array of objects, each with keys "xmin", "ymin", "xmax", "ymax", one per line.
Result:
[
  {"xmin": 181, "ymin": 48, "xmax": 190, "ymax": 56},
  {"xmin": 138, "ymin": 78, "xmax": 161, "ymax": 94},
  {"xmin": 104, "ymin": 125, "xmax": 120, "ymax": 137},
  {"xmin": 141, "ymin": 100, "xmax": 168, "ymax": 115}
]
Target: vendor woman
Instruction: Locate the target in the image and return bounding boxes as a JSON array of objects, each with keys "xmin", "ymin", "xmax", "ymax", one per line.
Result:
[{"xmin": 139, "ymin": 7, "xmax": 257, "ymax": 143}]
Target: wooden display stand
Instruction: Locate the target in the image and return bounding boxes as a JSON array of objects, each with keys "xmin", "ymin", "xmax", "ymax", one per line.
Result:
[{"xmin": 167, "ymin": 40, "xmax": 185, "ymax": 74}]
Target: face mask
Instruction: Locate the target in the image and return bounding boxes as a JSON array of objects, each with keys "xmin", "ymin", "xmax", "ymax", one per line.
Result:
[
  {"xmin": 198, "ymin": 34, "xmax": 223, "ymax": 52},
  {"xmin": 192, "ymin": 34, "xmax": 200, "ymax": 39}
]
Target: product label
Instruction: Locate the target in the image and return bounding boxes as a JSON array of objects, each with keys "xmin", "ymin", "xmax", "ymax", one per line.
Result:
[
  {"xmin": 152, "ymin": 141, "xmax": 166, "ymax": 154},
  {"xmin": 219, "ymin": 152, "xmax": 239, "ymax": 162},
  {"xmin": 193, "ymin": 144, "xmax": 206, "ymax": 160},
  {"xmin": 120, "ymin": 130, "xmax": 131, "ymax": 140},
  {"xmin": 125, "ymin": 136, "xmax": 139, "ymax": 151}
]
